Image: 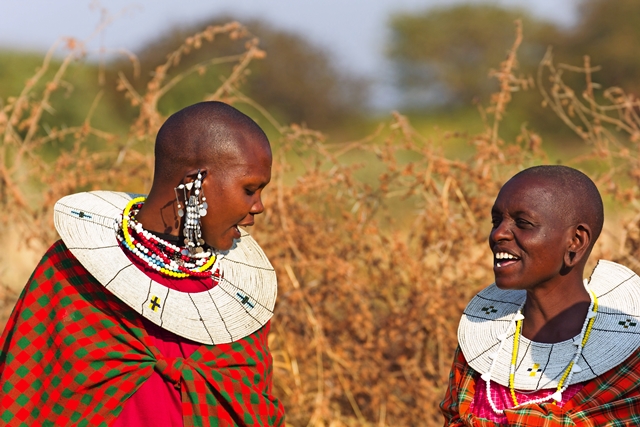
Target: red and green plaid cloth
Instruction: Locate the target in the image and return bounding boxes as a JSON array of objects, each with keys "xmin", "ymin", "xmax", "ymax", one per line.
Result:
[
  {"xmin": 0, "ymin": 241, "xmax": 285, "ymax": 426},
  {"xmin": 440, "ymin": 346, "xmax": 640, "ymax": 426}
]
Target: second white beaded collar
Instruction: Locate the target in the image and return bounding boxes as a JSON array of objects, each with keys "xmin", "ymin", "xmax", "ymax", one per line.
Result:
[{"xmin": 458, "ymin": 260, "xmax": 640, "ymax": 390}]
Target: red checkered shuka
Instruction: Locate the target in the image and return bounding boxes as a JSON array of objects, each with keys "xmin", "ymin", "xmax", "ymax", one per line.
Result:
[
  {"xmin": 440, "ymin": 346, "xmax": 640, "ymax": 426},
  {"xmin": 0, "ymin": 241, "xmax": 285, "ymax": 426}
]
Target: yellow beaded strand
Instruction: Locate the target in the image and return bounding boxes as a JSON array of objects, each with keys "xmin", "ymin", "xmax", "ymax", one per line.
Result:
[
  {"xmin": 581, "ymin": 292, "xmax": 598, "ymax": 346},
  {"xmin": 195, "ymin": 255, "xmax": 217, "ymax": 272},
  {"xmin": 159, "ymin": 267, "xmax": 188, "ymax": 278},
  {"xmin": 122, "ymin": 197, "xmax": 147, "ymax": 250},
  {"xmin": 509, "ymin": 318, "xmax": 522, "ymax": 406}
]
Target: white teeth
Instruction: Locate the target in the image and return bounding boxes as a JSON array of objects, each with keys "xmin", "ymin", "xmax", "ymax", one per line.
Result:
[{"xmin": 495, "ymin": 252, "xmax": 517, "ymax": 260}]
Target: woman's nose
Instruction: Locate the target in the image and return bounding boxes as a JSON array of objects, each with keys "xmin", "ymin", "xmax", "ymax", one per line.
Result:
[
  {"xmin": 490, "ymin": 220, "xmax": 512, "ymax": 242},
  {"xmin": 251, "ymin": 197, "xmax": 264, "ymax": 215}
]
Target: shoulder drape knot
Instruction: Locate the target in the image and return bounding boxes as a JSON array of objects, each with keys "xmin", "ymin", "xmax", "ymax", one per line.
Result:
[{"xmin": 155, "ymin": 355, "xmax": 186, "ymax": 388}]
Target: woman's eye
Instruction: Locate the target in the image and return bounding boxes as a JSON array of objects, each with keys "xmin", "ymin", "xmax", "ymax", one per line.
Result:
[{"xmin": 245, "ymin": 189, "xmax": 256, "ymax": 196}]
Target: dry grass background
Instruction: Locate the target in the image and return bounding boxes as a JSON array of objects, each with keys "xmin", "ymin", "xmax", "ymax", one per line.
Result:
[{"xmin": 2, "ymin": 21, "xmax": 640, "ymax": 426}]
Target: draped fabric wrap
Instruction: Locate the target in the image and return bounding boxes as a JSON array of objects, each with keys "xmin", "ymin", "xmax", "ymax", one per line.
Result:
[
  {"xmin": 0, "ymin": 241, "xmax": 285, "ymax": 426},
  {"xmin": 440, "ymin": 347, "xmax": 640, "ymax": 426}
]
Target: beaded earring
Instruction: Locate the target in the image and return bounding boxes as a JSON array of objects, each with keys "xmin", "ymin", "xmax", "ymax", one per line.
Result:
[
  {"xmin": 174, "ymin": 186, "xmax": 185, "ymax": 218},
  {"xmin": 180, "ymin": 171, "xmax": 208, "ymax": 255},
  {"xmin": 194, "ymin": 171, "xmax": 208, "ymax": 217}
]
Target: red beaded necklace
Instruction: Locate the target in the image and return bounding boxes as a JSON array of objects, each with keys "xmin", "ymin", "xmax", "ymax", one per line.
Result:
[{"xmin": 118, "ymin": 198, "xmax": 217, "ymax": 279}]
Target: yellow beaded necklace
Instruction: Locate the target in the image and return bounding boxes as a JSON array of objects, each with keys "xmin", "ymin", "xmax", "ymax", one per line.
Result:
[{"xmin": 508, "ymin": 290, "xmax": 598, "ymax": 407}]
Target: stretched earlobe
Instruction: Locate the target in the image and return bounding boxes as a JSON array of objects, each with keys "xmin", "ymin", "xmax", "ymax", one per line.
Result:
[{"xmin": 564, "ymin": 223, "xmax": 592, "ymax": 268}]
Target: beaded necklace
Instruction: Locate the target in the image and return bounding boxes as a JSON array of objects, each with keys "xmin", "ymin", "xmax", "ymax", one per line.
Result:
[
  {"xmin": 117, "ymin": 196, "xmax": 217, "ymax": 278},
  {"xmin": 483, "ymin": 288, "xmax": 598, "ymax": 414}
]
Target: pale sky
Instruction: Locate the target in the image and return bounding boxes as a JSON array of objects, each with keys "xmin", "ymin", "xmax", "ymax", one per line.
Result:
[{"xmin": 0, "ymin": 0, "xmax": 579, "ymax": 108}]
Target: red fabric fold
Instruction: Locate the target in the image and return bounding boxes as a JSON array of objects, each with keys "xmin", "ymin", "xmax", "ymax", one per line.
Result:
[{"xmin": 0, "ymin": 241, "xmax": 285, "ymax": 427}]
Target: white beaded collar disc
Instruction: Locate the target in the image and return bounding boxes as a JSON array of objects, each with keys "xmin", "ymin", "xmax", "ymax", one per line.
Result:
[
  {"xmin": 53, "ymin": 191, "xmax": 277, "ymax": 345},
  {"xmin": 458, "ymin": 260, "xmax": 640, "ymax": 390}
]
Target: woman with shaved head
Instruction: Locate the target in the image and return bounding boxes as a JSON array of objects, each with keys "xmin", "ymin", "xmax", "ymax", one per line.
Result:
[
  {"xmin": 441, "ymin": 165, "xmax": 640, "ymax": 426},
  {"xmin": 0, "ymin": 102, "xmax": 285, "ymax": 426}
]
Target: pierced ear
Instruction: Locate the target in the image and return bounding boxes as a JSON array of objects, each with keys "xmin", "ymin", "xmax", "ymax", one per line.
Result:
[
  {"xmin": 180, "ymin": 168, "xmax": 209, "ymax": 185},
  {"xmin": 182, "ymin": 167, "xmax": 208, "ymax": 176},
  {"xmin": 564, "ymin": 223, "xmax": 592, "ymax": 268}
]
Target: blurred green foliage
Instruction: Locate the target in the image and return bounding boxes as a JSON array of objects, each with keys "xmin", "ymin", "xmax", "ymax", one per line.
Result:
[
  {"xmin": 0, "ymin": 50, "xmax": 130, "ymax": 161},
  {"xmin": 387, "ymin": 4, "xmax": 560, "ymax": 106},
  {"xmin": 564, "ymin": 0, "xmax": 640, "ymax": 95},
  {"xmin": 2, "ymin": 0, "xmax": 640, "ymax": 148},
  {"xmin": 107, "ymin": 17, "xmax": 368, "ymax": 131},
  {"xmin": 0, "ymin": 51, "xmax": 126, "ymax": 133},
  {"xmin": 387, "ymin": 0, "xmax": 640, "ymax": 110},
  {"xmin": 383, "ymin": 0, "xmax": 640, "ymax": 150}
]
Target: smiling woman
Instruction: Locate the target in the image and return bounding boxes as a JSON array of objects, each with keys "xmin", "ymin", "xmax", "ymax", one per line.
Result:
[
  {"xmin": 488, "ymin": 170, "xmax": 601, "ymax": 302},
  {"xmin": 440, "ymin": 165, "xmax": 640, "ymax": 426},
  {"xmin": 0, "ymin": 101, "xmax": 285, "ymax": 426}
]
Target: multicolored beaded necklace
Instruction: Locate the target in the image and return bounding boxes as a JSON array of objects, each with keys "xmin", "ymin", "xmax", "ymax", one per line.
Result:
[
  {"xmin": 484, "ymin": 288, "xmax": 598, "ymax": 414},
  {"xmin": 117, "ymin": 196, "xmax": 217, "ymax": 278}
]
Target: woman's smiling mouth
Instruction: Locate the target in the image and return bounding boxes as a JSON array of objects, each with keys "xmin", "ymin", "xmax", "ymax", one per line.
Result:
[{"xmin": 494, "ymin": 251, "xmax": 520, "ymax": 268}]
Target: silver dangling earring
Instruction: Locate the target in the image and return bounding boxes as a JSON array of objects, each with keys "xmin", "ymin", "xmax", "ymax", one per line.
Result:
[
  {"xmin": 183, "ymin": 171, "xmax": 207, "ymax": 254},
  {"xmin": 194, "ymin": 171, "xmax": 208, "ymax": 217},
  {"xmin": 174, "ymin": 185, "xmax": 185, "ymax": 218}
]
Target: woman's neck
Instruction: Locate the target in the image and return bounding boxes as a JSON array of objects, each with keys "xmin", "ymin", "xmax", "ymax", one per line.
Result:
[
  {"xmin": 135, "ymin": 193, "xmax": 181, "ymax": 236},
  {"xmin": 521, "ymin": 278, "xmax": 590, "ymax": 343}
]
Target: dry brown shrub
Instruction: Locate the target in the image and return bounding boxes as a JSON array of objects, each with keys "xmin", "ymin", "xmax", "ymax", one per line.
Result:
[{"xmin": 1, "ymin": 20, "xmax": 640, "ymax": 426}]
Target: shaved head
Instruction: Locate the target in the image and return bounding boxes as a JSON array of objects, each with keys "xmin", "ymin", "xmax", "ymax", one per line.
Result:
[
  {"xmin": 508, "ymin": 165, "xmax": 604, "ymax": 243},
  {"xmin": 153, "ymin": 101, "xmax": 269, "ymax": 185},
  {"xmin": 135, "ymin": 101, "xmax": 272, "ymax": 238}
]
